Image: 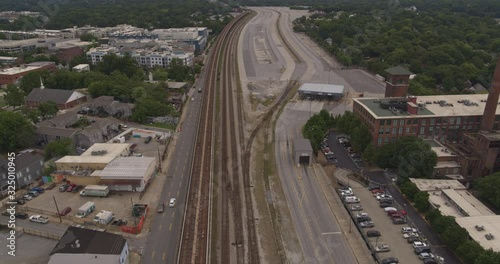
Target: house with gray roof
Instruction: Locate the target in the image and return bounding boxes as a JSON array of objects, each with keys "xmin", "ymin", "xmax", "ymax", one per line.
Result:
[
  {"xmin": 48, "ymin": 226, "xmax": 129, "ymax": 264},
  {"xmin": 25, "ymin": 82, "xmax": 87, "ymax": 110},
  {"xmin": 86, "ymin": 96, "xmax": 134, "ymax": 118}
]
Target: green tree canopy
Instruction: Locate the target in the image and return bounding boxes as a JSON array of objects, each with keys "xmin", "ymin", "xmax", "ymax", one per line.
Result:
[
  {"xmin": 456, "ymin": 240, "xmax": 484, "ymax": 264},
  {"xmin": 38, "ymin": 101, "xmax": 59, "ymax": 119},
  {"xmin": 44, "ymin": 138, "xmax": 74, "ymax": 160},
  {"xmin": 474, "ymin": 172, "xmax": 500, "ymax": 210},
  {"xmin": 3, "ymin": 84, "xmax": 25, "ymax": 108},
  {"xmin": 19, "ymin": 71, "xmax": 46, "ymax": 94},
  {"xmin": 0, "ymin": 111, "xmax": 34, "ymax": 153}
]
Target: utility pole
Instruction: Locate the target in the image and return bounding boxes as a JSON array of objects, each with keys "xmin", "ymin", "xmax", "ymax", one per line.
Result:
[{"xmin": 53, "ymin": 196, "xmax": 62, "ymax": 223}]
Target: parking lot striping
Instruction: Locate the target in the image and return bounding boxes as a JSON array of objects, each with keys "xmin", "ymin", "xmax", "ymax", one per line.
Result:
[
  {"xmin": 177, "ymin": 190, "xmax": 180, "ymax": 196},
  {"xmin": 159, "ymin": 225, "xmax": 162, "ymax": 231},
  {"xmin": 168, "ymin": 191, "xmax": 171, "ymax": 196},
  {"xmin": 321, "ymin": 232, "xmax": 342, "ymax": 235},
  {"xmin": 179, "ymin": 181, "xmax": 182, "ymax": 187},
  {"xmin": 151, "ymin": 251, "xmax": 155, "ymax": 258},
  {"xmin": 169, "ymin": 223, "xmax": 172, "ymax": 231},
  {"xmin": 172, "ymin": 211, "xmax": 175, "ymax": 218},
  {"xmin": 162, "ymin": 252, "xmax": 166, "ymax": 261}
]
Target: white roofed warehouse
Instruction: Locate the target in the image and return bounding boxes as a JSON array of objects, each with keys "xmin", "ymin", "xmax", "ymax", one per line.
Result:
[
  {"xmin": 298, "ymin": 83, "xmax": 345, "ymax": 101},
  {"xmin": 96, "ymin": 157, "xmax": 157, "ymax": 192}
]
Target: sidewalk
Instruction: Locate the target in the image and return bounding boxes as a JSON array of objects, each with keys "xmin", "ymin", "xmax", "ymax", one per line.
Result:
[{"xmin": 313, "ymin": 165, "xmax": 375, "ymax": 264}]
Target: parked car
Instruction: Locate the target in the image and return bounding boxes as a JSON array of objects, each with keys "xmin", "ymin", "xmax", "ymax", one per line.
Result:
[
  {"xmin": 360, "ymin": 221, "xmax": 374, "ymax": 228},
  {"xmin": 46, "ymin": 183, "xmax": 56, "ymax": 190},
  {"xmin": 392, "ymin": 217, "xmax": 406, "ymax": 225},
  {"xmin": 58, "ymin": 207, "xmax": 72, "ymax": 216},
  {"xmin": 376, "ymin": 194, "xmax": 393, "ymax": 200},
  {"xmin": 368, "ymin": 185, "xmax": 381, "ymax": 191},
  {"xmin": 422, "ymin": 259, "xmax": 438, "ymax": 264},
  {"xmin": 66, "ymin": 184, "xmax": 76, "ymax": 192},
  {"xmin": 380, "ymin": 202, "xmax": 393, "ymax": 208},
  {"xmin": 403, "ymin": 232, "xmax": 419, "ymax": 239},
  {"xmin": 366, "ymin": 230, "xmax": 381, "ymax": 237},
  {"xmin": 59, "ymin": 184, "xmax": 69, "ymax": 192},
  {"xmin": 414, "ymin": 246, "xmax": 432, "ymax": 254},
  {"xmin": 72, "ymin": 185, "xmax": 84, "ymax": 193},
  {"xmin": 375, "ymin": 244, "xmax": 390, "ymax": 252},
  {"xmin": 23, "ymin": 194, "xmax": 33, "ymax": 201},
  {"xmin": 15, "ymin": 212, "xmax": 28, "ymax": 219},
  {"xmin": 29, "ymin": 215, "xmax": 49, "ymax": 224},
  {"xmin": 145, "ymin": 136, "xmax": 153, "ymax": 144},
  {"xmin": 27, "ymin": 191, "xmax": 39, "ymax": 197},
  {"xmin": 1, "ymin": 211, "xmax": 9, "ymax": 216},
  {"xmin": 407, "ymin": 237, "xmax": 421, "ymax": 243},
  {"xmin": 419, "ymin": 252, "xmax": 435, "ymax": 260},
  {"xmin": 16, "ymin": 199, "xmax": 26, "ymax": 205},
  {"xmin": 381, "ymin": 257, "xmax": 399, "ymax": 264},
  {"xmin": 31, "ymin": 187, "xmax": 44, "ymax": 193},
  {"xmin": 412, "ymin": 241, "xmax": 428, "ymax": 249},
  {"xmin": 351, "ymin": 205, "xmax": 363, "ymax": 211},
  {"xmin": 401, "ymin": 227, "xmax": 418, "ymax": 233}
]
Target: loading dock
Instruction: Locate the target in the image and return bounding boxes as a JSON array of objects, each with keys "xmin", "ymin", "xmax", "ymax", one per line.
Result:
[{"xmin": 293, "ymin": 138, "xmax": 313, "ymax": 167}]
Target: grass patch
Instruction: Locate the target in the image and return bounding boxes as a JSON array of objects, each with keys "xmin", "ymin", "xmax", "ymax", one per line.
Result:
[{"xmin": 148, "ymin": 123, "xmax": 177, "ymax": 130}]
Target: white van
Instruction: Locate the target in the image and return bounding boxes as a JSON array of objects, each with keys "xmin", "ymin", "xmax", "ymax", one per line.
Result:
[
  {"xmin": 384, "ymin": 207, "xmax": 397, "ymax": 212},
  {"xmin": 345, "ymin": 196, "xmax": 360, "ymax": 203}
]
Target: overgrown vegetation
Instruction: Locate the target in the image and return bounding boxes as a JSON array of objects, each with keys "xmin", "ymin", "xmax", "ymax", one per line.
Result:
[
  {"xmin": 0, "ymin": 111, "xmax": 35, "ymax": 153},
  {"xmin": 44, "ymin": 138, "xmax": 74, "ymax": 160},
  {"xmin": 473, "ymin": 172, "xmax": 500, "ymax": 211},
  {"xmin": 292, "ymin": 0, "xmax": 500, "ymax": 94}
]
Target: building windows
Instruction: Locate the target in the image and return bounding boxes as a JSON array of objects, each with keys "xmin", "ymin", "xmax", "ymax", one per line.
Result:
[
  {"xmin": 449, "ymin": 117, "xmax": 455, "ymax": 124},
  {"xmin": 429, "ymin": 127, "xmax": 434, "ymax": 132},
  {"xmin": 380, "ymin": 120, "xmax": 385, "ymax": 126},
  {"xmin": 468, "ymin": 125, "xmax": 472, "ymax": 130},
  {"xmin": 422, "ymin": 119, "xmax": 426, "ymax": 125},
  {"xmin": 430, "ymin": 118, "xmax": 434, "ymax": 125},
  {"xmin": 379, "ymin": 128, "xmax": 384, "ymax": 134},
  {"xmin": 456, "ymin": 117, "xmax": 461, "ymax": 124},
  {"xmin": 386, "ymin": 128, "xmax": 390, "ymax": 134},
  {"xmin": 378, "ymin": 138, "xmax": 383, "ymax": 145},
  {"xmin": 420, "ymin": 127, "xmax": 425, "ymax": 134},
  {"xmin": 400, "ymin": 120, "xmax": 405, "ymax": 126},
  {"xmin": 406, "ymin": 127, "xmax": 410, "ymax": 133},
  {"xmin": 384, "ymin": 137, "xmax": 389, "ymax": 143},
  {"xmin": 399, "ymin": 127, "xmax": 403, "ymax": 134},
  {"xmin": 407, "ymin": 120, "xmax": 411, "ymax": 125},
  {"xmin": 413, "ymin": 119, "xmax": 418, "ymax": 124},
  {"xmin": 392, "ymin": 128, "xmax": 397, "ymax": 135}
]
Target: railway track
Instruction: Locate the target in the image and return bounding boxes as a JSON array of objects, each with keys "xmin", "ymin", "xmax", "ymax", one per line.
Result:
[{"xmin": 177, "ymin": 12, "xmax": 252, "ymax": 264}]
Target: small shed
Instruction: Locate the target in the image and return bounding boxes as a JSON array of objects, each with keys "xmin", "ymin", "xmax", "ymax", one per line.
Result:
[{"xmin": 293, "ymin": 138, "xmax": 313, "ymax": 167}]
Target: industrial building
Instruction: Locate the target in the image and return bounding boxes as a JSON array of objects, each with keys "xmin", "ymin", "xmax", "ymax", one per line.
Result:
[
  {"xmin": 96, "ymin": 157, "xmax": 157, "ymax": 192},
  {"xmin": 298, "ymin": 83, "xmax": 345, "ymax": 100},
  {"xmin": 410, "ymin": 178, "xmax": 500, "ymax": 252},
  {"xmin": 353, "ymin": 58, "xmax": 500, "ymax": 179},
  {"xmin": 55, "ymin": 143, "xmax": 131, "ymax": 171},
  {"xmin": 293, "ymin": 139, "xmax": 313, "ymax": 166},
  {"xmin": 0, "ymin": 61, "xmax": 56, "ymax": 85},
  {"xmin": 48, "ymin": 226, "xmax": 129, "ymax": 264}
]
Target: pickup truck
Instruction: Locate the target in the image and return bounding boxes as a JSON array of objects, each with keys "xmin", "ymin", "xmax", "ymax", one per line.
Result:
[{"xmin": 29, "ymin": 215, "xmax": 49, "ymax": 224}]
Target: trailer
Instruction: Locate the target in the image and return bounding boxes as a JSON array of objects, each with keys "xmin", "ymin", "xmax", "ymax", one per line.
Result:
[
  {"xmin": 80, "ymin": 185, "xmax": 109, "ymax": 197},
  {"xmin": 93, "ymin": 210, "xmax": 114, "ymax": 225},
  {"xmin": 76, "ymin": 201, "xmax": 95, "ymax": 218}
]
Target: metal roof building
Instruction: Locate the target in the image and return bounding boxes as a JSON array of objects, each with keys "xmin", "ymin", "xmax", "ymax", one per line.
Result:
[
  {"xmin": 298, "ymin": 83, "xmax": 345, "ymax": 100},
  {"xmin": 293, "ymin": 139, "xmax": 313, "ymax": 167}
]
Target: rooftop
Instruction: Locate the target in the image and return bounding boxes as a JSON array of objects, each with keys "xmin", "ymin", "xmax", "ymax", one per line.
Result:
[
  {"xmin": 409, "ymin": 178, "xmax": 466, "ymax": 192},
  {"xmin": 455, "ymin": 215, "xmax": 500, "ymax": 252},
  {"xmin": 56, "ymin": 143, "xmax": 130, "ymax": 165},
  {"xmin": 0, "ymin": 66, "xmax": 40, "ymax": 75},
  {"xmin": 50, "ymin": 226, "xmax": 126, "ymax": 256},
  {"xmin": 99, "ymin": 157, "xmax": 156, "ymax": 179},
  {"xmin": 72, "ymin": 64, "xmax": 89, "ymax": 70},
  {"xmin": 442, "ymin": 189, "xmax": 495, "ymax": 217},
  {"xmin": 385, "ymin": 65, "xmax": 413, "ymax": 75},
  {"xmin": 293, "ymin": 138, "xmax": 313, "ymax": 152},
  {"xmin": 435, "ymin": 161, "xmax": 461, "ymax": 169},
  {"xmin": 25, "ymin": 88, "xmax": 79, "ymax": 104},
  {"xmin": 424, "ymin": 139, "xmax": 459, "ymax": 158},
  {"xmin": 298, "ymin": 83, "xmax": 345, "ymax": 95},
  {"xmin": 354, "ymin": 94, "xmax": 498, "ymax": 119},
  {"xmin": 166, "ymin": 82, "xmax": 188, "ymax": 89}
]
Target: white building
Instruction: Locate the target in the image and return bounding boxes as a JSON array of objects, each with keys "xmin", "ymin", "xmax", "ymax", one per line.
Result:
[
  {"xmin": 72, "ymin": 64, "xmax": 90, "ymax": 72},
  {"xmin": 97, "ymin": 157, "xmax": 157, "ymax": 192},
  {"xmin": 131, "ymin": 50, "xmax": 193, "ymax": 68},
  {"xmin": 86, "ymin": 45, "xmax": 120, "ymax": 64}
]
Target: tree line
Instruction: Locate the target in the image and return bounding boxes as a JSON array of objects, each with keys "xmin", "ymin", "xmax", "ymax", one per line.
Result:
[{"xmin": 292, "ymin": 0, "xmax": 500, "ymax": 94}]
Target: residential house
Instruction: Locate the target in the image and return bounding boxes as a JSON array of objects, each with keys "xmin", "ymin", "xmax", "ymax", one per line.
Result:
[
  {"xmin": 87, "ymin": 96, "xmax": 134, "ymax": 118},
  {"xmin": 48, "ymin": 226, "xmax": 129, "ymax": 264},
  {"xmin": 0, "ymin": 150, "xmax": 44, "ymax": 194}
]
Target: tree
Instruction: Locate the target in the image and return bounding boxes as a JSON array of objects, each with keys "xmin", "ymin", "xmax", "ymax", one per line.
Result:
[
  {"xmin": 375, "ymin": 137, "xmax": 437, "ymax": 180},
  {"xmin": 442, "ymin": 224, "xmax": 469, "ymax": 250},
  {"xmin": 414, "ymin": 191, "xmax": 430, "ymax": 212},
  {"xmin": 350, "ymin": 125, "xmax": 371, "ymax": 153},
  {"xmin": 475, "ymin": 250, "xmax": 500, "ymax": 264},
  {"xmin": 0, "ymin": 111, "xmax": 34, "ymax": 153},
  {"xmin": 431, "ymin": 215, "xmax": 456, "ymax": 235},
  {"xmin": 38, "ymin": 101, "xmax": 59, "ymax": 119},
  {"xmin": 3, "ymin": 84, "xmax": 25, "ymax": 108},
  {"xmin": 44, "ymin": 138, "xmax": 74, "ymax": 160},
  {"xmin": 457, "ymin": 240, "xmax": 484, "ymax": 264},
  {"xmin": 400, "ymin": 181, "xmax": 420, "ymax": 201},
  {"xmin": 19, "ymin": 71, "xmax": 45, "ymax": 94},
  {"xmin": 425, "ymin": 208, "xmax": 442, "ymax": 223},
  {"xmin": 474, "ymin": 172, "xmax": 500, "ymax": 210},
  {"xmin": 361, "ymin": 143, "xmax": 376, "ymax": 165}
]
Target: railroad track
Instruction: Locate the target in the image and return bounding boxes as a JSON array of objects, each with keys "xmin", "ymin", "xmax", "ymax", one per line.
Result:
[{"xmin": 177, "ymin": 12, "xmax": 253, "ymax": 264}]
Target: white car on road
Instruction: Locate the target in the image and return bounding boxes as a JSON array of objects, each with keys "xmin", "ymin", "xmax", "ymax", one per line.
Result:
[{"xmin": 29, "ymin": 215, "xmax": 49, "ymax": 224}]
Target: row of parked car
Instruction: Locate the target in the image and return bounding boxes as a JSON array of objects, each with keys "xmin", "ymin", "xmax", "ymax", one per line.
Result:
[
  {"xmin": 338, "ymin": 136, "xmax": 364, "ymax": 163},
  {"xmin": 368, "ymin": 184, "xmax": 445, "ymax": 264},
  {"xmin": 59, "ymin": 183, "xmax": 84, "ymax": 193},
  {"xmin": 339, "ymin": 185, "xmax": 399, "ymax": 264},
  {"xmin": 321, "ymin": 137, "xmax": 337, "ymax": 163}
]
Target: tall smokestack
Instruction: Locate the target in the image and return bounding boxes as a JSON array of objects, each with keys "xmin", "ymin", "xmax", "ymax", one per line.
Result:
[{"xmin": 480, "ymin": 57, "xmax": 500, "ymax": 132}]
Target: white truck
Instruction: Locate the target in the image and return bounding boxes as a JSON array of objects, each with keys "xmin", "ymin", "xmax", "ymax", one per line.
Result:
[
  {"xmin": 29, "ymin": 215, "xmax": 49, "ymax": 224},
  {"xmin": 80, "ymin": 185, "xmax": 109, "ymax": 197},
  {"xmin": 93, "ymin": 210, "xmax": 114, "ymax": 225},
  {"xmin": 76, "ymin": 201, "xmax": 95, "ymax": 218}
]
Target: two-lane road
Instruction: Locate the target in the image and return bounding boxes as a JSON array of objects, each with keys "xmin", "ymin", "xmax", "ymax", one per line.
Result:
[{"xmin": 141, "ymin": 70, "xmax": 206, "ymax": 264}]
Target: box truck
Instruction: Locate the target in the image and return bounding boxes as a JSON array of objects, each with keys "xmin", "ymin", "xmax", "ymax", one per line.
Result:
[
  {"xmin": 93, "ymin": 210, "xmax": 114, "ymax": 225},
  {"xmin": 80, "ymin": 185, "xmax": 109, "ymax": 197},
  {"xmin": 76, "ymin": 201, "xmax": 95, "ymax": 218}
]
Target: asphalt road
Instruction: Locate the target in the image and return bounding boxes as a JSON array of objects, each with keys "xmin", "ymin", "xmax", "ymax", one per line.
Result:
[{"xmin": 140, "ymin": 68, "xmax": 206, "ymax": 264}]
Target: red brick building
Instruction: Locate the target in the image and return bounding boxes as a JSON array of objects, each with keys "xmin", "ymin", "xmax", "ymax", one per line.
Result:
[
  {"xmin": 384, "ymin": 66, "xmax": 412, "ymax": 98},
  {"xmin": 25, "ymin": 85, "xmax": 87, "ymax": 110},
  {"xmin": 0, "ymin": 61, "xmax": 56, "ymax": 86},
  {"xmin": 56, "ymin": 45, "xmax": 84, "ymax": 63}
]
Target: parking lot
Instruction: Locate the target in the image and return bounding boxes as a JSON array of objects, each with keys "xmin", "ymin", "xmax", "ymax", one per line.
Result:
[{"xmin": 327, "ymin": 132, "xmax": 445, "ymax": 264}]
